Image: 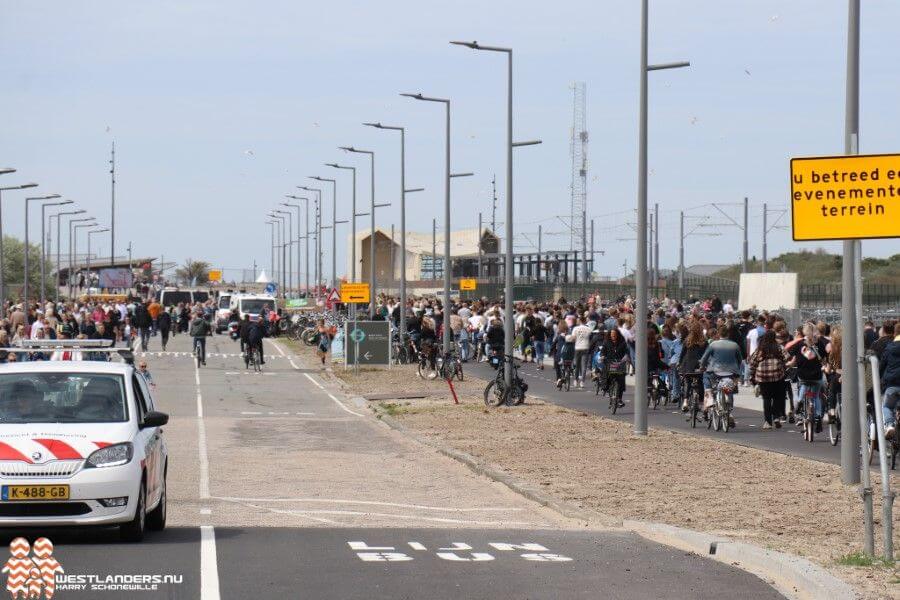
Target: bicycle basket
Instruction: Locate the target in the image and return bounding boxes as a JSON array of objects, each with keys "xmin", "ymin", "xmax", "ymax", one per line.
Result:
[
  {"xmin": 608, "ymin": 360, "xmax": 627, "ymax": 374},
  {"xmin": 489, "ymin": 355, "xmax": 501, "ymax": 367}
]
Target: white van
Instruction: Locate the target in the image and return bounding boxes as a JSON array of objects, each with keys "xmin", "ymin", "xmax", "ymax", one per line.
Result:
[
  {"xmin": 215, "ymin": 293, "xmax": 233, "ymax": 332},
  {"xmin": 235, "ymin": 295, "xmax": 277, "ymax": 322}
]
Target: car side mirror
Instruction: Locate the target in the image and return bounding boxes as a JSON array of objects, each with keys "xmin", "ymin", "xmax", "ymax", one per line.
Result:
[{"xmin": 140, "ymin": 411, "xmax": 169, "ymax": 429}]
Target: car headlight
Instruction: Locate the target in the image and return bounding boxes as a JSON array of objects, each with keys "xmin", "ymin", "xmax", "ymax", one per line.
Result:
[{"xmin": 84, "ymin": 442, "xmax": 134, "ymax": 468}]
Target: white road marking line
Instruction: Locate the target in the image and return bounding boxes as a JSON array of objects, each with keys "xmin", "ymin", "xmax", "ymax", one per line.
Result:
[
  {"xmin": 195, "ymin": 362, "xmax": 210, "ymax": 500},
  {"xmin": 200, "ymin": 508, "xmax": 212, "ymax": 515},
  {"xmin": 327, "ymin": 393, "xmax": 364, "ymax": 417},
  {"xmin": 270, "ymin": 338, "xmax": 301, "ymax": 369},
  {"xmin": 210, "ymin": 496, "xmax": 523, "ymax": 512},
  {"xmin": 408, "ymin": 542, "xmax": 428, "ymax": 551},
  {"xmin": 243, "ymin": 502, "xmax": 339, "ymax": 525},
  {"xmin": 270, "ymin": 509, "xmax": 536, "ymax": 526},
  {"xmin": 200, "ymin": 526, "xmax": 221, "ymax": 600},
  {"xmin": 240, "ymin": 411, "xmax": 263, "ymax": 415},
  {"xmin": 303, "ymin": 373, "xmax": 325, "ymax": 390}
]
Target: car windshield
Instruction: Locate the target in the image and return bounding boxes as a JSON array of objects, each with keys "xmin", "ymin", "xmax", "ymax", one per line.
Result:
[
  {"xmin": 160, "ymin": 291, "xmax": 191, "ymax": 307},
  {"xmin": 218, "ymin": 296, "xmax": 231, "ymax": 309},
  {"xmin": 240, "ymin": 299, "xmax": 271, "ymax": 315},
  {"xmin": 0, "ymin": 373, "xmax": 128, "ymax": 424},
  {"xmin": 193, "ymin": 291, "xmax": 209, "ymax": 302}
]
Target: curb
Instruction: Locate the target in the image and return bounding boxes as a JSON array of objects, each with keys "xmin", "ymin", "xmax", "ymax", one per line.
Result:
[{"xmin": 623, "ymin": 520, "xmax": 857, "ymax": 600}]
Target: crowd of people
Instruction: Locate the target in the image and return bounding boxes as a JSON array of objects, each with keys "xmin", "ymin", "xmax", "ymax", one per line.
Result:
[{"xmin": 367, "ymin": 292, "xmax": 900, "ymax": 435}]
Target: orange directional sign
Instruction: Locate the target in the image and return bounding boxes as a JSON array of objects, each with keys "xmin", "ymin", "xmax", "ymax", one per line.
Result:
[
  {"xmin": 460, "ymin": 278, "xmax": 477, "ymax": 291},
  {"xmin": 340, "ymin": 282, "xmax": 370, "ymax": 303},
  {"xmin": 208, "ymin": 269, "xmax": 222, "ymax": 282},
  {"xmin": 790, "ymin": 153, "xmax": 900, "ymax": 241}
]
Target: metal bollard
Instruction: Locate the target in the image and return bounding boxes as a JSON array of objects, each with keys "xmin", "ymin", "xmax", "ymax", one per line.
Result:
[{"xmin": 869, "ymin": 355, "xmax": 895, "ymax": 563}]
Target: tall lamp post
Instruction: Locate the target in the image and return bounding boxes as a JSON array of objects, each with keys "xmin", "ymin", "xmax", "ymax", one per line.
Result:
[
  {"xmin": 633, "ymin": 5, "xmax": 690, "ymax": 436},
  {"xmin": 0, "ymin": 180, "xmax": 38, "ymax": 311},
  {"xmin": 400, "ymin": 93, "xmax": 455, "ymax": 353},
  {"xmin": 310, "ymin": 176, "xmax": 341, "ymax": 290},
  {"xmin": 265, "ymin": 220, "xmax": 277, "ymax": 280},
  {"xmin": 451, "ymin": 40, "xmax": 542, "ymax": 387},
  {"xmin": 24, "ymin": 194, "xmax": 62, "ymax": 304},
  {"xmin": 52, "ymin": 209, "xmax": 85, "ymax": 302},
  {"xmin": 361, "ymin": 123, "xmax": 425, "ymax": 339},
  {"xmin": 273, "ymin": 209, "xmax": 294, "ymax": 294},
  {"xmin": 41, "ymin": 199, "xmax": 73, "ymax": 305},
  {"xmin": 340, "ymin": 147, "xmax": 390, "ymax": 319},
  {"xmin": 283, "ymin": 196, "xmax": 308, "ymax": 296},
  {"xmin": 71, "ymin": 220, "xmax": 97, "ymax": 297},
  {"xmin": 298, "ymin": 186, "xmax": 323, "ymax": 301},
  {"xmin": 268, "ymin": 212, "xmax": 287, "ymax": 298},
  {"xmin": 325, "ymin": 164, "xmax": 357, "ymax": 281},
  {"xmin": 87, "ymin": 227, "xmax": 110, "ymax": 283}
]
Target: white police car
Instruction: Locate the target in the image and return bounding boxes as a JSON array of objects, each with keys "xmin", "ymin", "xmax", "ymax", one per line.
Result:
[{"xmin": 0, "ymin": 341, "xmax": 168, "ymax": 542}]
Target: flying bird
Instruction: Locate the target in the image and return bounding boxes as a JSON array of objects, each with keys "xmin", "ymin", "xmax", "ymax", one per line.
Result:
[
  {"xmin": 744, "ymin": 69, "xmax": 752, "ymax": 76},
  {"xmin": 244, "ymin": 149, "xmax": 255, "ymax": 156}
]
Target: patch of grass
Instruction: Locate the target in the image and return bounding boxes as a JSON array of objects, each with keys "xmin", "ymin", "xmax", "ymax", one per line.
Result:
[
  {"xmin": 835, "ymin": 551, "xmax": 894, "ymax": 568},
  {"xmin": 378, "ymin": 402, "xmax": 404, "ymax": 417}
]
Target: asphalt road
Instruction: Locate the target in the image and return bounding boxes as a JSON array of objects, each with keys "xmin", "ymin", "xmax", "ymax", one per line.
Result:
[
  {"xmin": 0, "ymin": 333, "xmax": 785, "ymax": 599},
  {"xmin": 469, "ymin": 359, "xmax": 862, "ymax": 466}
]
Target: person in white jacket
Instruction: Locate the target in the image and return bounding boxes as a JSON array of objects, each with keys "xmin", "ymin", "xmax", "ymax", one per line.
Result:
[{"xmin": 571, "ymin": 316, "xmax": 593, "ymax": 388}]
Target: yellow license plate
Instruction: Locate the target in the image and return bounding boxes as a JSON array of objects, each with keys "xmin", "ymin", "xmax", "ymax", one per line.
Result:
[{"xmin": 2, "ymin": 485, "xmax": 70, "ymax": 501}]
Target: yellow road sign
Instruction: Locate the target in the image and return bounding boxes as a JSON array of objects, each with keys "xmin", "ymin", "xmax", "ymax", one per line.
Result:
[
  {"xmin": 208, "ymin": 269, "xmax": 222, "ymax": 282},
  {"xmin": 460, "ymin": 278, "xmax": 477, "ymax": 291},
  {"xmin": 790, "ymin": 153, "xmax": 900, "ymax": 241},
  {"xmin": 340, "ymin": 282, "xmax": 370, "ymax": 303}
]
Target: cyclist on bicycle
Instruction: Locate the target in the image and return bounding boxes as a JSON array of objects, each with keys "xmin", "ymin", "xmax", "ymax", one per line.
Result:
[
  {"xmin": 787, "ymin": 322, "xmax": 828, "ymax": 432},
  {"xmin": 189, "ymin": 309, "xmax": 212, "ymax": 366},
  {"xmin": 878, "ymin": 331, "xmax": 900, "ymax": 439},
  {"xmin": 240, "ymin": 315, "xmax": 265, "ymax": 367},
  {"xmin": 550, "ymin": 322, "xmax": 575, "ymax": 389},
  {"xmin": 600, "ymin": 327, "xmax": 629, "ymax": 405},
  {"xmin": 419, "ymin": 317, "xmax": 439, "ymax": 371},
  {"xmin": 699, "ymin": 323, "xmax": 742, "ymax": 427}
]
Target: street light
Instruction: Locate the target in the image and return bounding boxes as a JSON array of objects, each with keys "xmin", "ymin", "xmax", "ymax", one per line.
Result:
[
  {"xmin": 265, "ymin": 219, "xmax": 278, "ymax": 279},
  {"xmin": 0, "ymin": 181, "xmax": 38, "ymax": 312},
  {"xmin": 40, "ymin": 199, "xmax": 73, "ymax": 306},
  {"xmin": 325, "ymin": 163, "xmax": 358, "ymax": 282},
  {"xmin": 87, "ymin": 227, "xmax": 110, "ymax": 283},
  {"xmin": 283, "ymin": 196, "xmax": 308, "ymax": 296},
  {"xmin": 268, "ymin": 212, "xmax": 287, "ymax": 298},
  {"xmin": 52, "ymin": 209, "xmax": 86, "ymax": 302},
  {"xmin": 71, "ymin": 219, "xmax": 97, "ymax": 297},
  {"xmin": 634, "ymin": 1, "xmax": 690, "ymax": 436},
  {"xmin": 274, "ymin": 209, "xmax": 294, "ymax": 294},
  {"xmin": 24, "ymin": 194, "xmax": 61, "ymax": 303},
  {"xmin": 297, "ymin": 185, "xmax": 324, "ymax": 301},
  {"xmin": 451, "ymin": 40, "xmax": 543, "ymax": 388},
  {"xmin": 310, "ymin": 176, "xmax": 342, "ymax": 291},
  {"xmin": 401, "ymin": 93, "xmax": 457, "ymax": 353},
  {"xmin": 361, "ymin": 123, "xmax": 425, "ymax": 339},
  {"xmin": 340, "ymin": 147, "xmax": 388, "ymax": 318}
]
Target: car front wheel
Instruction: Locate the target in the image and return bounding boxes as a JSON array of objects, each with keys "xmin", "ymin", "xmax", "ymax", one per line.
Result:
[
  {"xmin": 147, "ymin": 468, "xmax": 167, "ymax": 531},
  {"xmin": 120, "ymin": 481, "xmax": 146, "ymax": 542}
]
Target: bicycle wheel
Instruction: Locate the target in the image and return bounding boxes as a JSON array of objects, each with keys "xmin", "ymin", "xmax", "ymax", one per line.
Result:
[
  {"xmin": 252, "ymin": 349, "xmax": 261, "ymax": 373},
  {"xmin": 892, "ymin": 440, "xmax": 898, "ymax": 470},
  {"xmin": 564, "ymin": 371, "xmax": 571, "ymax": 392},
  {"xmin": 455, "ymin": 361, "xmax": 464, "ymax": 382},
  {"xmin": 483, "ymin": 379, "xmax": 505, "ymax": 407},
  {"xmin": 417, "ymin": 359, "xmax": 428, "ymax": 380},
  {"xmin": 511, "ymin": 383, "xmax": 525, "ymax": 406},
  {"xmin": 828, "ymin": 420, "xmax": 840, "ymax": 446},
  {"xmin": 195, "ymin": 343, "xmax": 202, "ymax": 368},
  {"xmin": 690, "ymin": 400, "xmax": 699, "ymax": 429},
  {"xmin": 804, "ymin": 417, "xmax": 814, "ymax": 443},
  {"xmin": 711, "ymin": 407, "xmax": 721, "ymax": 431},
  {"xmin": 609, "ymin": 380, "xmax": 619, "ymax": 414},
  {"xmin": 722, "ymin": 408, "xmax": 730, "ymax": 433}
]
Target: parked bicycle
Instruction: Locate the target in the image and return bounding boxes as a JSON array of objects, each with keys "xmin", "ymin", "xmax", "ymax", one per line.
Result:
[
  {"xmin": 483, "ymin": 354, "xmax": 528, "ymax": 407},
  {"xmin": 437, "ymin": 350, "xmax": 464, "ymax": 382}
]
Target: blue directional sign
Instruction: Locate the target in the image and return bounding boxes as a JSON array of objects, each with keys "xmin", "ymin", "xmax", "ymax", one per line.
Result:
[{"xmin": 265, "ymin": 282, "xmax": 277, "ymax": 295}]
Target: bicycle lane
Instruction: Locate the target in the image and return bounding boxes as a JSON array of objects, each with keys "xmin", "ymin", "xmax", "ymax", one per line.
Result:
[{"xmin": 467, "ymin": 359, "xmax": 869, "ymax": 467}]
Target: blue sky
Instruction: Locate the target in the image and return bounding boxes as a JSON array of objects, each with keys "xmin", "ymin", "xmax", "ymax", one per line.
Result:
[{"xmin": 1, "ymin": 1, "xmax": 898, "ymax": 282}]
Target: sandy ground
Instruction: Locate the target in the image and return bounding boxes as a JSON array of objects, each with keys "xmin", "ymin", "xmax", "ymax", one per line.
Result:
[{"xmin": 318, "ymin": 353, "xmax": 900, "ymax": 600}]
